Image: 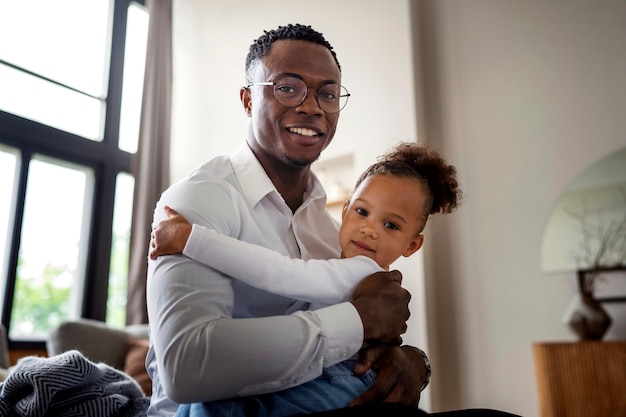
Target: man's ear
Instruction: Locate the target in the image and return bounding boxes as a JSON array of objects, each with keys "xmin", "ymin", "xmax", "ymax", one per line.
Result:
[
  {"xmin": 403, "ymin": 234, "xmax": 424, "ymax": 258},
  {"xmin": 240, "ymin": 87, "xmax": 252, "ymax": 117}
]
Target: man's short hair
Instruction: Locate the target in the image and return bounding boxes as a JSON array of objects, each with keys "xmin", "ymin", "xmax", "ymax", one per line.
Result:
[{"xmin": 245, "ymin": 23, "xmax": 341, "ymax": 83}]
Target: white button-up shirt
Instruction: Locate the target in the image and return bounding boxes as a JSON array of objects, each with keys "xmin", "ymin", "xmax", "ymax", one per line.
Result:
[{"xmin": 146, "ymin": 143, "xmax": 364, "ymax": 416}]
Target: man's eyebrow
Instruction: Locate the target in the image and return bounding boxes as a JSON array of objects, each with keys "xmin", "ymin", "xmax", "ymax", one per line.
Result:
[
  {"xmin": 282, "ymin": 72, "xmax": 302, "ymax": 79},
  {"xmin": 280, "ymin": 72, "xmax": 339, "ymax": 85}
]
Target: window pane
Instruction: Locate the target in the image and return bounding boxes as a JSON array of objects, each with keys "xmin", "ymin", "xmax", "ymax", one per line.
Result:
[
  {"xmin": 0, "ymin": 146, "xmax": 19, "ymax": 293},
  {"xmin": 0, "ymin": 0, "xmax": 111, "ymax": 97},
  {"xmin": 106, "ymin": 173, "xmax": 135, "ymax": 328},
  {"xmin": 0, "ymin": 63, "xmax": 104, "ymax": 141},
  {"xmin": 119, "ymin": 3, "xmax": 150, "ymax": 154},
  {"xmin": 9, "ymin": 156, "xmax": 94, "ymax": 340}
]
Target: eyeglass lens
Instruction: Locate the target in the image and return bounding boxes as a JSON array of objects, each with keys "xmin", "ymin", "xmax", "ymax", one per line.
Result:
[{"xmin": 273, "ymin": 77, "xmax": 349, "ymax": 113}]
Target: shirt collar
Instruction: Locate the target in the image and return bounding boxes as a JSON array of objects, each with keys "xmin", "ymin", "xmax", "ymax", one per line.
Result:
[{"xmin": 230, "ymin": 142, "xmax": 328, "ymax": 210}]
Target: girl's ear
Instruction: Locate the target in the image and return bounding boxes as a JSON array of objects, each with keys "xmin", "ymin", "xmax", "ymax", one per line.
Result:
[
  {"xmin": 341, "ymin": 199, "xmax": 350, "ymax": 221},
  {"xmin": 402, "ymin": 234, "xmax": 424, "ymax": 258},
  {"xmin": 240, "ymin": 87, "xmax": 252, "ymax": 116}
]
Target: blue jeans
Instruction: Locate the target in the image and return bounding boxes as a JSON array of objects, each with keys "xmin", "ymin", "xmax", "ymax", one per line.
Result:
[{"xmin": 174, "ymin": 359, "xmax": 376, "ymax": 417}]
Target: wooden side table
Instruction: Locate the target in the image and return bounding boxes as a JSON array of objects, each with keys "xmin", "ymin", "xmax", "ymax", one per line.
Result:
[{"xmin": 532, "ymin": 341, "xmax": 626, "ymax": 417}]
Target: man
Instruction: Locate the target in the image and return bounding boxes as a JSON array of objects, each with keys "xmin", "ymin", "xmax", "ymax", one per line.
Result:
[{"xmin": 146, "ymin": 24, "xmax": 519, "ymax": 417}]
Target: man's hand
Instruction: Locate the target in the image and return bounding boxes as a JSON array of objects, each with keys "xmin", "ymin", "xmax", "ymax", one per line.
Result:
[
  {"xmin": 149, "ymin": 206, "xmax": 192, "ymax": 260},
  {"xmin": 350, "ymin": 345, "xmax": 427, "ymax": 407},
  {"xmin": 350, "ymin": 270, "xmax": 410, "ymax": 346}
]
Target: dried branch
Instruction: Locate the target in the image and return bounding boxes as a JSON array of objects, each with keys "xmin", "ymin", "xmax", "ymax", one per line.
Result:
[{"xmin": 564, "ymin": 187, "xmax": 626, "ymax": 293}]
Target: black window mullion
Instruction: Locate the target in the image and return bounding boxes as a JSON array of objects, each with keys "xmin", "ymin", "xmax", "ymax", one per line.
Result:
[
  {"xmin": 0, "ymin": 149, "xmax": 32, "ymax": 330},
  {"xmin": 102, "ymin": 0, "xmax": 129, "ymax": 149},
  {"xmin": 82, "ymin": 164, "xmax": 117, "ymax": 319},
  {"xmin": 82, "ymin": 0, "xmax": 132, "ymax": 320},
  {"xmin": 0, "ymin": 112, "xmax": 111, "ymax": 166}
]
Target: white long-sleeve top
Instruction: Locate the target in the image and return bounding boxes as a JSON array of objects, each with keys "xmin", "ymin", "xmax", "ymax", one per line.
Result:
[
  {"xmin": 183, "ymin": 224, "xmax": 382, "ymax": 308},
  {"xmin": 146, "ymin": 144, "xmax": 367, "ymax": 416}
]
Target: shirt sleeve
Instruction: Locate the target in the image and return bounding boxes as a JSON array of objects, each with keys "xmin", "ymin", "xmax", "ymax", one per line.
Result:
[
  {"xmin": 147, "ymin": 179, "xmax": 364, "ymax": 404},
  {"xmin": 183, "ymin": 224, "xmax": 382, "ymax": 305}
]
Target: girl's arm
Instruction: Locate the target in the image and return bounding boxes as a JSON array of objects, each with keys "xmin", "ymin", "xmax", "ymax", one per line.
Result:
[{"xmin": 151, "ymin": 207, "xmax": 382, "ymax": 305}]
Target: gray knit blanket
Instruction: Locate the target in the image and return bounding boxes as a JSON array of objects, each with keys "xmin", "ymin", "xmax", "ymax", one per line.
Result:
[{"xmin": 0, "ymin": 350, "xmax": 150, "ymax": 417}]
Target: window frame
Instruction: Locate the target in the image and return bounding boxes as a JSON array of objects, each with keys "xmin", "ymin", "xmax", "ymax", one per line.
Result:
[{"xmin": 0, "ymin": 0, "xmax": 145, "ymax": 349}]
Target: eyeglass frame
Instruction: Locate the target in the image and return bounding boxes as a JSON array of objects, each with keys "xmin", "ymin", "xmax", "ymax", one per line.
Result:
[{"xmin": 246, "ymin": 78, "xmax": 350, "ymax": 114}]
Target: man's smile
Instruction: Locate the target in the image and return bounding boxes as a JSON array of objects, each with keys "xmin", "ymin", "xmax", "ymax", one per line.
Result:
[{"xmin": 288, "ymin": 127, "xmax": 320, "ymax": 137}]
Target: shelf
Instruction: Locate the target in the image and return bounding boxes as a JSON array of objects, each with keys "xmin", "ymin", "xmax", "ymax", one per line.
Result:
[
  {"xmin": 533, "ymin": 340, "xmax": 626, "ymax": 417},
  {"xmin": 326, "ymin": 198, "xmax": 347, "ymax": 208},
  {"xmin": 313, "ymin": 153, "xmax": 355, "ymax": 210}
]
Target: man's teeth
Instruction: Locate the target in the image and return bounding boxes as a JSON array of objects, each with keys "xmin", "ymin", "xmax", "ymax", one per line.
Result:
[{"xmin": 289, "ymin": 127, "xmax": 317, "ymax": 137}]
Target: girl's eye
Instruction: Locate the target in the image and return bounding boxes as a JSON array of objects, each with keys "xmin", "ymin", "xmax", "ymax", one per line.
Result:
[
  {"xmin": 355, "ymin": 207, "xmax": 367, "ymax": 217},
  {"xmin": 384, "ymin": 222, "xmax": 400, "ymax": 231}
]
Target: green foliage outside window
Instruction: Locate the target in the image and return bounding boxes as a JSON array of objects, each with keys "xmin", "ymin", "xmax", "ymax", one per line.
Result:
[
  {"xmin": 107, "ymin": 230, "xmax": 130, "ymax": 328},
  {"xmin": 10, "ymin": 228, "xmax": 130, "ymax": 338},
  {"xmin": 11, "ymin": 259, "xmax": 71, "ymax": 338}
]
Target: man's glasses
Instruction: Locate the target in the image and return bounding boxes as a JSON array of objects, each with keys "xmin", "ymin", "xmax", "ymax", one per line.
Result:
[{"xmin": 247, "ymin": 77, "xmax": 350, "ymax": 114}]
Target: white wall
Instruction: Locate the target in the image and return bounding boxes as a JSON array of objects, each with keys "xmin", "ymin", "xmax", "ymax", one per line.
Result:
[
  {"xmin": 172, "ymin": 1, "xmax": 626, "ymax": 416},
  {"xmin": 416, "ymin": 0, "xmax": 626, "ymax": 415}
]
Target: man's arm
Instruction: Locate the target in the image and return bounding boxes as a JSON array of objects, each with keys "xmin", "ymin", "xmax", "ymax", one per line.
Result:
[
  {"xmin": 147, "ymin": 256, "xmax": 404, "ymax": 402},
  {"xmin": 149, "ymin": 256, "xmax": 414, "ymax": 403},
  {"xmin": 147, "ymin": 254, "xmax": 364, "ymax": 403}
]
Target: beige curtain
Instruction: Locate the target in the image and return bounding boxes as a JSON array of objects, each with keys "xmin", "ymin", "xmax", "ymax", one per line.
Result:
[{"xmin": 127, "ymin": 0, "xmax": 172, "ymax": 325}]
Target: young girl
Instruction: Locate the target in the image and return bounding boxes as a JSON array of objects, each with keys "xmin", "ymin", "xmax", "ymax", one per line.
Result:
[{"xmin": 149, "ymin": 142, "xmax": 461, "ymax": 308}]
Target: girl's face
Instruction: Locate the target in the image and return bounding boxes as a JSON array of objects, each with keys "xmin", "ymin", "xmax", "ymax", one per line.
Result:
[{"xmin": 339, "ymin": 174, "xmax": 426, "ymax": 270}]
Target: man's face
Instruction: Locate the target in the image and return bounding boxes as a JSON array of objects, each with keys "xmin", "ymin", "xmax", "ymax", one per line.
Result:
[
  {"xmin": 242, "ymin": 40, "xmax": 342, "ymax": 169},
  {"xmin": 339, "ymin": 174, "xmax": 426, "ymax": 270}
]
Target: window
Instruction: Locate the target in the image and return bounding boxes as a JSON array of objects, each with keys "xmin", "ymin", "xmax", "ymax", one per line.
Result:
[{"xmin": 0, "ymin": 0, "xmax": 148, "ymax": 347}]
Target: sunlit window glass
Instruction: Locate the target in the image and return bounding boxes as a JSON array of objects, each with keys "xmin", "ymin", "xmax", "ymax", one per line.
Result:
[
  {"xmin": 119, "ymin": 3, "xmax": 150, "ymax": 154},
  {"xmin": 10, "ymin": 157, "xmax": 94, "ymax": 340},
  {"xmin": 0, "ymin": 0, "xmax": 111, "ymax": 141},
  {"xmin": 0, "ymin": 0, "xmax": 110, "ymax": 96},
  {"xmin": 0, "ymin": 64, "xmax": 104, "ymax": 140},
  {"xmin": 106, "ymin": 173, "xmax": 135, "ymax": 328},
  {"xmin": 0, "ymin": 147, "xmax": 19, "ymax": 289}
]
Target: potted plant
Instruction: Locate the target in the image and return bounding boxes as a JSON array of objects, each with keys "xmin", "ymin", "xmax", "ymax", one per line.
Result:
[{"xmin": 563, "ymin": 188, "xmax": 626, "ymax": 340}]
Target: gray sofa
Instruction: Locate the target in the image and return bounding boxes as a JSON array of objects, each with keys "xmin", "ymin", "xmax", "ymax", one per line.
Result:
[
  {"xmin": 0, "ymin": 324, "xmax": 9, "ymax": 381},
  {"xmin": 46, "ymin": 319, "xmax": 151, "ymax": 395},
  {"xmin": 0, "ymin": 320, "xmax": 151, "ymax": 394}
]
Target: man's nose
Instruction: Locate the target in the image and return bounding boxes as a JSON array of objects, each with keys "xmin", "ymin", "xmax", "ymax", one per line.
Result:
[{"xmin": 295, "ymin": 88, "xmax": 324, "ymax": 115}]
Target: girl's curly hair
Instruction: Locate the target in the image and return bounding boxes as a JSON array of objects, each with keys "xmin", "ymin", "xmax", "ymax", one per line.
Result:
[{"xmin": 355, "ymin": 142, "xmax": 462, "ymax": 225}]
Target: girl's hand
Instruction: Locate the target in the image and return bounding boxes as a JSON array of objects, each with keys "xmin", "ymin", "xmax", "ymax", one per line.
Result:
[{"xmin": 149, "ymin": 206, "xmax": 192, "ymax": 260}]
